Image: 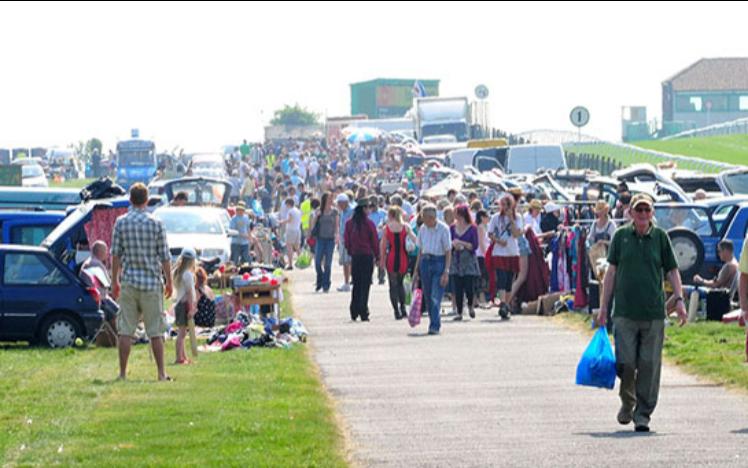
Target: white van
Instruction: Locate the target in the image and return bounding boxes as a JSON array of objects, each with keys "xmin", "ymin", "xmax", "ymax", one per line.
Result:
[
  {"xmin": 448, "ymin": 146, "xmax": 508, "ymax": 173},
  {"xmin": 506, "ymin": 144, "xmax": 567, "ymax": 174}
]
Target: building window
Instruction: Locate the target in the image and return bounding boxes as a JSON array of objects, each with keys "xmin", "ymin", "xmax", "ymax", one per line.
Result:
[
  {"xmin": 689, "ymin": 96, "xmax": 703, "ymax": 112},
  {"xmin": 740, "ymin": 96, "xmax": 748, "ymax": 111},
  {"xmin": 676, "ymin": 95, "xmax": 703, "ymax": 112}
]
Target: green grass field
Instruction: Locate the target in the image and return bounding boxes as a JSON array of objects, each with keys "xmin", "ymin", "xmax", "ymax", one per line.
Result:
[
  {"xmin": 556, "ymin": 312, "xmax": 748, "ymax": 390},
  {"xmin": 565, "ymin": 134, "xmax": 748, "ymax": 173},
  {"xmin": 49, "ymin": 178, "xmax": 97, "ymax": 189},
  {"xmin": 0, "ymin": 288, "xmax": 347, "ymax": 467},
  {"xmin": 632, "ymin": 134, "xmax": 748, "ymax": 167}
]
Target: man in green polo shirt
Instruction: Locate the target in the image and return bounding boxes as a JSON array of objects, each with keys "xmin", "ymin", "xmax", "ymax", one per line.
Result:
[{"xmin": 599, "ymin": 192, "xmax": 687, "ymax": 433}]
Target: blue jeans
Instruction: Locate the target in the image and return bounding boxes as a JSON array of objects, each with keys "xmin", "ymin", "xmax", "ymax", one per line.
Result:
[
  {"xmin": 315, "ymin": 238, "xmax": 335, "ymax": 291},
  {"xmin": 231, "ymin": 243, "xmax": 250, "ymax": 265},
  {"xmin": 419, "ymin": 255, "xmax": 446, "ymax": 333}
]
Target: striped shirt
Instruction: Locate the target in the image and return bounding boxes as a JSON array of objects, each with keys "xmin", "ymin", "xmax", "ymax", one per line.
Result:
[
  {"xmin": 111, "ymin": 208, "xmax": 170, "ymax": 291},
  {"xmin": 417, "ymin": 220, "xmax": 451, "ymax": 256}
]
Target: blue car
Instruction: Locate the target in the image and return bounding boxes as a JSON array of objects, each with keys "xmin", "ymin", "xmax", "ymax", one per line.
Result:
[
  {"xmin": 0, "ymin": 245, "xmax": 103, "ymax": 347},
  {"xmin": 655, "ymin": 196, "xmax": 748, "ymax": 283}
]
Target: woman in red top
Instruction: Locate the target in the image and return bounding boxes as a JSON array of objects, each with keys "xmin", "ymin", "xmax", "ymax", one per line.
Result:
[
  {"xmin": 379, "ymin": 206, "xmax": 417, "ymax": 319},
  {"xmin": 344, "ymin": 201, "xmax": 380, "ymax": 322}
]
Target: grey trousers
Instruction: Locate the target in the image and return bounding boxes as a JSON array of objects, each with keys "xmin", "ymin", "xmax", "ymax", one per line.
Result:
[{"xmin": 613, "ymin": 316, "xmax": 665, "ymax": 427}]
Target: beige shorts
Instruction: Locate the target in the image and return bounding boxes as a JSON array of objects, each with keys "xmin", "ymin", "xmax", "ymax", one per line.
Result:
[
  {"xmin": 117, "ymin": 284, "xmax": 166, "ymax": 338},
  {"xmin": 285, "ymin": 229, "xmax": 301, "ymax": 249}
]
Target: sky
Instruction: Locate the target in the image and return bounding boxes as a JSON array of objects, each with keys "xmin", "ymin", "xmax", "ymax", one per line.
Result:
[{"xmin": 0, "ymin": 1, "xmax": 746, "ymax": 152}]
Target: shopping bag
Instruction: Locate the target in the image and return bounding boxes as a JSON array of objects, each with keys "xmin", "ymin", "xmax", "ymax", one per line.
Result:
[
  {"xmin": 403, "ymin": 274, "xmax": 412, "ymax": 305},
  {"xmin": 575, "ymin": 326, "xmax": 616, "ymax": 389},
  {"xmin": 295, "ymin": 248, "xmax": 312, "ymax": 269},
  {"xmin": 408, "ymin": 288, "xmax": 422, "ymax": 328}
]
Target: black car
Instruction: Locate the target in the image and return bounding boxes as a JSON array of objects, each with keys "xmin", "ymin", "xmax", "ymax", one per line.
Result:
[{"xmin": 0, "ymin": 245, "xmax": 103, "ymax": 347}]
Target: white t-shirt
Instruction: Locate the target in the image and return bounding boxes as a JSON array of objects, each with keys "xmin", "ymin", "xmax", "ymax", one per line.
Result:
[
  {"xmin": 524, "ymin": 212, "xmax": 542, "ymax": 236},
  {"xmin": 175, "ymin": 270, "xmax": 196, "ymax": 304},
  {"xmin": 488, "ymin": 212, "xmax": 523, "ymax": 257},
  {"xmin": 309, "ymin": 160, "xmax": 320, "ymax": 176},
  {"xmin": 285, "ymin": 207, "xmax": 302, "ymax": 232}
]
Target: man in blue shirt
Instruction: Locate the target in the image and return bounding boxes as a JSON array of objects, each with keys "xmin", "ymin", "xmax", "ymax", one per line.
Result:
[{"xmin": 229, "ymin": 202, "xmax": 252, "ymax": 266}]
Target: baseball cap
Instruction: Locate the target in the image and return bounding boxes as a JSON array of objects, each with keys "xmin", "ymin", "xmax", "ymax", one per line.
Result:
[
  {"xmin": 630, "ymin": 193, "xmax": 654, "ymax": 209},
  {"xmin": 180, "ymin": 247, "xmax": 196, "ymax": 260},
  {"xmin": 335, "ymin": 193, "xmax": 349, "ymax": 204}
]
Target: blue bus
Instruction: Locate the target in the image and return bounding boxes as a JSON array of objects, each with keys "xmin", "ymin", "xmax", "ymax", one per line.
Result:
[{"xmin": 116, "ymin": 138, "xmax": 157, "ymax": 189}]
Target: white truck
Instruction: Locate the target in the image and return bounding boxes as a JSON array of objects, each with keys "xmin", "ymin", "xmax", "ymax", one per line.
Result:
[{"xmin": 414, "ymin": 96, "xmax": 470, "ymax": 144}]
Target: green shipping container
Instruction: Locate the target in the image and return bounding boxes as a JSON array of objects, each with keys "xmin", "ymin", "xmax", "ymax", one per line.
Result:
[{"xmin": 351, "ymin": 78, "xmax": 439, "ymax": 119}]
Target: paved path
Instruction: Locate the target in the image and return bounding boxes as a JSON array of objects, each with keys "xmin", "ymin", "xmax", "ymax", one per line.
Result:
[{"xmin": 291, "ymin": 265, "xmax": 748, "ymax": 467}]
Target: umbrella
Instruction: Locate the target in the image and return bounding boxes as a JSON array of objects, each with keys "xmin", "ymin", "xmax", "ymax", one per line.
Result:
[{"xmin": 345, "ymin": 127, "xmax": 383, "ymax": 144}]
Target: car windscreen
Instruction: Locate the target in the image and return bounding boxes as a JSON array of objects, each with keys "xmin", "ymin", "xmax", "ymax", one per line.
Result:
[
  {"xmin": 21, "ymin": 165, "xmax": 44, "ymax": 178},
  {"xmin": 421, "ymin": 123, "xmax": 468, "ymax": 142},
  {"xmin": 723, "ymin": 172, "xmax": 748, "ymax": 195},
  {"xmin": 120, "ymin": 150, "xmax": 155, "ymax": 166},
  {"xmin": 155, "ymin": 210, "xmax": 224, "ymax": 235},
  {"xmin": 167, "ymin": 181, "xmax": 227, "ymax": 206},
  {"xmin": 653, "ymin": 206, "xmax": 714, "ymax": 236}
]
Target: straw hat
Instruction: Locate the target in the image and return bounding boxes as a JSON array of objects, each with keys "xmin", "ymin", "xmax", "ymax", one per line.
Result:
[{"xmin": 593, "ymin": 200, "xmax": 609, "ymax": 214}]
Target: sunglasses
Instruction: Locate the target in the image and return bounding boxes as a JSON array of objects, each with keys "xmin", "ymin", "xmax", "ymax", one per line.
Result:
[{"xmin": 634, "ymin": 206, "xmax": 652, "ymax": 213}]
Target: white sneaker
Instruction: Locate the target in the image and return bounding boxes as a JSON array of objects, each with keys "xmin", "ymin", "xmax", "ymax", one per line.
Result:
[{"xmin": 337, "ymin": 283, "xmax": 351, "ymax": 292}]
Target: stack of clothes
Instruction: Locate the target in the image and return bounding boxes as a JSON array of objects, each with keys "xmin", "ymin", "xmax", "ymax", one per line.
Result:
[{"xmin": 201, "ymin": 311, "xmax": 309, "ymax": 352}]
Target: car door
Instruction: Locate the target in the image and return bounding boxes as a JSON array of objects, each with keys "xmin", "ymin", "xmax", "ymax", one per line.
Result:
[{"xmin": 1, "ymin": 251, "xmax": 72, "ymax": 340}]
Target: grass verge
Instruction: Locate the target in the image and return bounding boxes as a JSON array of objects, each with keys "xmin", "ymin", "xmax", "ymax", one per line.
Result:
[{"xmin": 0, "ymin": 285, "xmax": 346, "ymax": 467}]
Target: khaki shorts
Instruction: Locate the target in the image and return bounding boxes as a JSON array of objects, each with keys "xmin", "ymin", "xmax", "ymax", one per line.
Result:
[
  {"xmin": 285, "ymin": 229, "xmax": 301, "ymax": 249},
  {"xmin": 117, "ymin": 284, "xmax": 166, "ymax": 338}
]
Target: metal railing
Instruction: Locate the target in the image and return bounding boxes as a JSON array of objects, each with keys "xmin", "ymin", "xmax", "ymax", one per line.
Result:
[{"xmin": 661, "ymin": 117, "xmax": 748, "ymax": 140}]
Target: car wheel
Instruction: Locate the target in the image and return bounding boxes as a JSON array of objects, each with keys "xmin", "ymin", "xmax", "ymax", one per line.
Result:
[
  {"xmin": 40, "ymin": 315, "xmax": 81, "ymax": 348},
  {"xmin": 667, "ymin": 228, "xmax": 704, "ymax": 281}
]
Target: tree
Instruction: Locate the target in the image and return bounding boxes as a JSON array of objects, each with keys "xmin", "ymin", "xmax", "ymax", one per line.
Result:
[
  {"xmin": 72, "ymin": 138, "xmax": 103, "ymax": 164},
  {"xmin": 270, "ymin": 104, "xmax": 319, "ymax": 126}
]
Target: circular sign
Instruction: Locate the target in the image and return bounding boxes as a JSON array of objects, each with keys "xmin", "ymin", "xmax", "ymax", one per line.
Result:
[
  {"xmin": 570, "ymin": 106, "xmax": 590, "ymax": 127},
  {"xmin": 475, "ymin": 84, "xmax": 489, "ymax": 100}
]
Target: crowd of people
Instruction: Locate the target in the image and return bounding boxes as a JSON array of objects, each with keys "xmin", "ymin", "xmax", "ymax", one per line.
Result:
[{"xmin": 104, "ymin": 134, "xmax": 748, "ymax": 433}]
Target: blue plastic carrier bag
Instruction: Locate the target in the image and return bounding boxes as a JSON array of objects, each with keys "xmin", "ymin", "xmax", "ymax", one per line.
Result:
[{"xmin": 575, "ymin": 326, "xmax": 616, "ymax": 389}]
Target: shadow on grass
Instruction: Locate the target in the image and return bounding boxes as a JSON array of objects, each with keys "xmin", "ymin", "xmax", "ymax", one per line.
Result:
[{"xmin": 575, "ymin": 431, "xmax": 663, "ymax": 439}]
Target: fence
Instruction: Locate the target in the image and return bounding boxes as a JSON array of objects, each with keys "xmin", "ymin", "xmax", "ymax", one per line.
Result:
[
  {"xmin": 565, "ymin": 152, "xmax": 623, "ymax": 175},
  {"xmin": 661, "ymin": 117, "xmax": 748, "ymax": 140},
  {"xmin": 563, "ymin": 141, "xmax": 739, "ymax": 174}
]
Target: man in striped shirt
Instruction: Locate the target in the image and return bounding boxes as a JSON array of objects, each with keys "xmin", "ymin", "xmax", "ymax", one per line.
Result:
[{"xmin": 111, "ymin": 183, "xmax": 173, "ymax": 381}]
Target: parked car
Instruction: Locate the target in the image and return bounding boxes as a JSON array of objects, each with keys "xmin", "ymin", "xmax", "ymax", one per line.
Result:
[
  {"xmin": 654, "ymin": 199, "xmax": 748, "ymax": 282},
  {"xmin": 11, "ymin": 161, "xmax": 48, "ymax": 187},
  {"xmin": 189, "ymin": 153, "xmax": 228, "ymax": 179},
  {"xmin": 0, "ymin": 244, "xmax": 103, "ymax": 347},
  {"xmin": 0, "ymin": 187, "xmax": 82, "ymax": 211},
  {"xmin": 153, "ymin": 206, "xmax": 232, "ymax": 263},
  {"xmin": 0, "ymin": 211, "xmax": 66, "ymax": 245},
  {"xmin": 506, "ymin": 144, "xmax": 567, "ymax": 174},
  {"xmin": 716, "ymin": 167, "xmax": 748, "ymax": 196}
]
